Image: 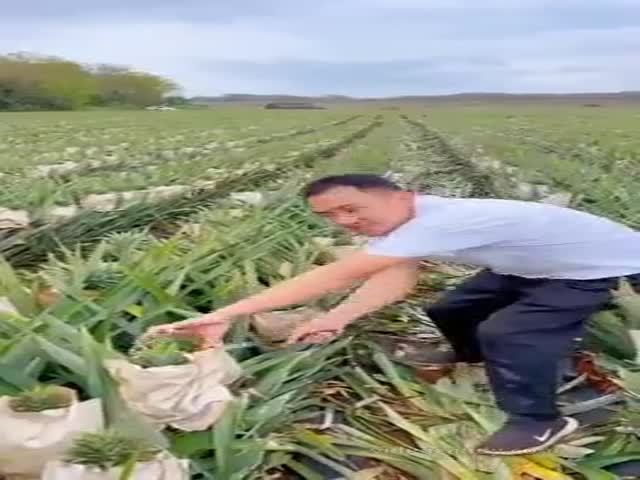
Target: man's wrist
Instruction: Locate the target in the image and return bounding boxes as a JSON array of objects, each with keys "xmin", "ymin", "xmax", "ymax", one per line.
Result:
[
  {"xmin": 208, "ymin": 301, "xmax": 258, "ymax": 322},
  {"xmin": 201, "ymin": 311, "xmax": 233, "ymax": 324}
]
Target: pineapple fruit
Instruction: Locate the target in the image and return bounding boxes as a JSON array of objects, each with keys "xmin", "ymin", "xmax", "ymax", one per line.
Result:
[
  {"xmin": 8, "ymin": 385, "xmax": 75, "ymax": 413},
  {"xmin": 63, "ymin": 430, "xmax": 160, "ymax": 470},
  {"xmin": 128, "ymin": 332, "xmax": 202, "ymax": 368}
]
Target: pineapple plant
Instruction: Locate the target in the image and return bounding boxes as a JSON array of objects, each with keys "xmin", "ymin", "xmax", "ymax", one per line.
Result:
[
  {"xmin": 587, "ymin": 279, "xmax": 640, "ymax": 363},
  {"xmin": 63, "ymin": 430, "xmax": 161, "ymax": 471},
  {"xmin": 78, "ymin": 262, "xmax": 125, "ymax": 301},
  {"xmin": 610, "ymin": 279, "xmax": 640, "ymax": 363},
  {"xmin": 81, "ymin": 262, "xmax": 124, "ymax": 291},
  {"xmin": 8, "ymin": 385, "xmax": 75, "ymax": 413},
  {"xmin": 128, "ymin": 332, "xmax": 202, "ymax": 368},
  {"xmin": 35, "ymin": 256, "xmax": 125, "ymax": 306}
]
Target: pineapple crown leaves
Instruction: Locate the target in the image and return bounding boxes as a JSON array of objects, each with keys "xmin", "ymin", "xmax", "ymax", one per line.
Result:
[
  {"xmin": 133, "ymin": 331, "xmax": 203, "ymax": 353},
  {"xmin": 128, "ymin": 331, "xmax": 202, "ymax": 368},
  {"xmin": 8, "ymin": 384, "xmax": 75, "ymax": 413},
  {"xmin": 64, "ymin": 430, "xmax": 162, "ymax": 470},
  {"xmin": 102, "ymin": 231, "xmax": 154, "ymax": 258},
  {"xmin": 39, "ymin": 254, "xmax": 125, "ymax": 293},
  {"xmin": 82, "ymin": 264, "xmax": 125, "ymax": 291}
]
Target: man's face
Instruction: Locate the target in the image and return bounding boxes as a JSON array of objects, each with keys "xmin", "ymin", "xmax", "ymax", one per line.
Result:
[{"xmin": 308, "ymin": 186, "xmax": 415, "ymax": 236}]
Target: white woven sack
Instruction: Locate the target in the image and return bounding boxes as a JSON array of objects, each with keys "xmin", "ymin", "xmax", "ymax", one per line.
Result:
[
  {"xmin": 105, "ymin": 348, "xmax": 242, "ymax": 431},
  {"xmin": 0, "ymin": 394, "xmax": 103, "ymax": 477},
  {"xmin": 42, "ymin": 451, "xmax": 189, "ymax": 480}
]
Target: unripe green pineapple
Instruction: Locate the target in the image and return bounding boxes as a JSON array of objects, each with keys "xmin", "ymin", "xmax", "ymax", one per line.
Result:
[
  {"xmin": 611, "ymin": 279, "xmax": 640, "ymax": 330},
  {"xmin": 129, "ymin": 344, "xmax": 189, "ymax": 368},
  {"xmin": 64, "ymin": 430, "xmax": 161, "ymax": 470},
  {"xmin": 9, "ymin": 385, "xmax": 75, "ymax": 413},
  {"xmin": 128, "ymin": 332, "xmax": 201, "ymax": 368},
  {"xmin": 138, "ymin": 331, "xmax": 203, "ymax": 352},
  {"xmin": 83, "ymin": 263, "xmax": 124, "ymax": 291}
]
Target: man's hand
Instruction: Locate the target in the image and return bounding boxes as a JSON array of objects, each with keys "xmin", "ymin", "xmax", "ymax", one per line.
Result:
[
  {"xmin": 146, "ymin": 252, "xmax": 415, "ymax": 348},
  {"xmin": 286, "ymin": 316, "xmax": 349, "ymax": 345},
  {"xmin": 286, "ymin": 261, "xmax": 419, "ymax": 345},
  {"xmin": 211, "ymin": 251, "xmax": 409, "ymax": 318},
  {"xmin": 148, "ymin": 312, "xmax": 232, "ymax": 348}
]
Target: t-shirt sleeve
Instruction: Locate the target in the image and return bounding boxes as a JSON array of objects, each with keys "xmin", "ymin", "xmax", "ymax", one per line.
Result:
[{"xmin": 366, "ymin": 211, "xmax": 517, "ymax": 258}]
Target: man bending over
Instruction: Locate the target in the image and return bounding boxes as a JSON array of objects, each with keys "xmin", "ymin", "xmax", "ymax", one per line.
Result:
[{"xmin": 150, "ymin": 174, "xmax": 640, "ymax": 456}]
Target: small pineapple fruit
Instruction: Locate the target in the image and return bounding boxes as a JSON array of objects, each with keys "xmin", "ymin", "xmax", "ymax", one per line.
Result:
[
  {"xmin": 136, "ymin": 331, "xmax": 203, "ymax": 352},
  {"xmin": 82, "ymin": 262, "xmax": 124, "ymax": 291},
  {"xmin": 9, "ymin": 385, "xmax": 75, "ymax": 412},
  {"xmin": 64, "ymin": 430, "xmax": 161, "ymax": 470},
  {"xmin": 128, "ymin": 332, "xmax": 202, "ymax": 368},
  {"xmin": 35, "ymin": 285, "xmax": 63, "ymax": 308}
]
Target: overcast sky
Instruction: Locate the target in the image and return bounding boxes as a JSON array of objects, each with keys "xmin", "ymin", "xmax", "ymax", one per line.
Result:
[{"xmin": 2, "ymin": 0, "xmax": 639, "ymax": 96}]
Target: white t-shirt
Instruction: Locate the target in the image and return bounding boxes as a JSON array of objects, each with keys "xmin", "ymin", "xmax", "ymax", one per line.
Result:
[{"xmin": 366, "ymin": 195, "xmax": 640, "ymax": 280}]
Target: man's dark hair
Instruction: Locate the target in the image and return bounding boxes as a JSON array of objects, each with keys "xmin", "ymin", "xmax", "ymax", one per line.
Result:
[{"xmin": 303, "ymin": 174, "xmax": 402, "ymax": 198}]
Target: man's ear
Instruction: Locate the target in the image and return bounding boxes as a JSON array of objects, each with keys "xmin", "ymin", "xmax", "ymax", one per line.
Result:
[{"xmin": 399, "ymin": 191, "xmax": 415, "ymax": 201}]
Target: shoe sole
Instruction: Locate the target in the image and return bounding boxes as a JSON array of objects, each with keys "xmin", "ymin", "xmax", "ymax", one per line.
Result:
[
  {"xmin": 475, "ymin": 417, "xmax": 580, "ymax": 456},
  {"xmin": 414, "ymin": 361, "xmax": 484, "ymax": 368}
]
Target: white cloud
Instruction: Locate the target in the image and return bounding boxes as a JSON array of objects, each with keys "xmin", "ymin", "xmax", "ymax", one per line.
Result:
[
  {"xmin": 347, "ymin": 0, "xmax": 638, "ymax": 10},
  {"xmin": 1, "ymin": 1, "xmax": 638, "ymax": 95}
]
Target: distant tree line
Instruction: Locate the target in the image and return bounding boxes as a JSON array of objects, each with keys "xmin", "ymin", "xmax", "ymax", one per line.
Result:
[{"xmin": 0, "ymin": 52, "xmax": 182, "ymax": 111}]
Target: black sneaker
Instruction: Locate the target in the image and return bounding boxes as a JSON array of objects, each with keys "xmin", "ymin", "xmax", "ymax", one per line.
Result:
[
  {"xmin": 396, "ymin": 343, "xmax": 483, "ymax": 366},
  {"xmin": 415, "ymin": 349, "xmax": 459, "ymax": 365},
  {"xmin": 475, "ymin": 416, "xmax": 579, "ymax": 456},
  {"xmin": 419, "ymin": 350, "xmax": 483, "ymax": 366}
]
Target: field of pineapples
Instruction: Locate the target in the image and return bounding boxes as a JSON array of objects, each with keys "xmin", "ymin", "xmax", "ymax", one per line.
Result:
[{"xmin": 0, "ymin": 106, "xmax": 639, "ymax": 479}]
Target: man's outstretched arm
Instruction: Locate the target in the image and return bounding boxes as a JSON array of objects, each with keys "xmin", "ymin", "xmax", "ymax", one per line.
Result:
[
  {"xmin": 287, "ymin": 260, "xmax": 420, "ymax": 343},
  {"xmin": 150, "ymin": 251, "xmax": 416, "ymax": 336}
]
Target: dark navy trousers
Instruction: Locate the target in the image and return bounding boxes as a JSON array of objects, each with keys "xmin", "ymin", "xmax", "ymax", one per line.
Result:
[{"xmin": 426, "ymin": 270, "xmax": 640, "ymax": 420}]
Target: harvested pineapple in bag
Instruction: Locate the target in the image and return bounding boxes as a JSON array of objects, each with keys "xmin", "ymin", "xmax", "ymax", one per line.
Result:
[
  {"xmin": 104, "ymin": 332, "xmax": 242, "ymax": 431},
  {"xmin": 0, "ymin": 385, "xmax": 103, "ymax": 478},
  {"xmin": 251, "ymin": 306, "xmax": 324, "ymax": 344},
  {"xmin": 42, "ymin": 430, "xmax": 189, "ymax": 480}
]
